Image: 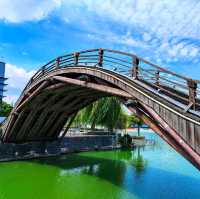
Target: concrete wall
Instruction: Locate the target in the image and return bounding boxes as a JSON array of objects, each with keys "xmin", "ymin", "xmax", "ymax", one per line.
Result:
[{"xmin": 0, "ymin": 135, "xmax": 116, "ymax": 161}]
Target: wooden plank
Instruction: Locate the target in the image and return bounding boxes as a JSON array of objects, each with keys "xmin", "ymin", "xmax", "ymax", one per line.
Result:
[
  {"xmin": 59, "ymin": 112, "xmax": 78, "ymax": 140},
  {"xmin": 186, "ymin": 121, "xmax": 195, "ymax": 150},
  {"xmin": 153, "ymin": 102, "xmax": 160, "ymax": 115},
  {"xmin": 16, "ymin": 80, "xmax": 49, "ymax": 112},
  {"xmin": 13, "ymin": 87, "xmax": 73, "ymax": 141},
  {"xmin": 6, "ymin": 109, "xmax": 30, "ymax": 142},
  {"xmin": 194, "ymin": 124, "xmax": 200, "ymax": 154},
  {"xmin": 171, "ymin": 113, "xmax": 179, "ymax": 134},
  {"xmin": 14, "ymin": 92, "xmax": 57, "ymax": 141}
]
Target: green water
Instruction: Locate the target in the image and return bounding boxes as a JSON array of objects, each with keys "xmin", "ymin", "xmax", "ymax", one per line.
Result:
[{"xmin": 0, "ymin": 130, "xmax": 200, "ymax": 199}]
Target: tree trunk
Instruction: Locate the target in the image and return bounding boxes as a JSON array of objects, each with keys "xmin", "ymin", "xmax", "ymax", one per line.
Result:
[
  {"xmin": 137, "ymin": 125, "xmax": 140, "ymax": 137},
  {"xmin": 108, "ymin": 126, "xmax": 113, "ymax": 135},
  {"xmin": 110, "ymin": 127, "xmax": 113, "ymax": 134},
  {"xmin": 91, "ymin": 120, "xmax": 96, "ymax": 130}
]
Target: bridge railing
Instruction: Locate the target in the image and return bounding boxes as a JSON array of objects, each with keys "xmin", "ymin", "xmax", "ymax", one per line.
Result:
[{"xmin": 26, "ymin": 48, "xmax": 200, "ymax": 111}]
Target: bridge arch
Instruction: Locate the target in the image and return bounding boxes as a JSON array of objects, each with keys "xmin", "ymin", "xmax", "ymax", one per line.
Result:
[{"xmin": 1, "ymin": 49, "xmax": 200, "ymax": 169}]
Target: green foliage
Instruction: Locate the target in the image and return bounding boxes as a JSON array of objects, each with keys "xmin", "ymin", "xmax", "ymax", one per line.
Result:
[
  {"xmin": 115, "ymin": 110, "xmax": 128, "ymax": 130},
  {"xmin": 128, "ymin": 113, "xmax": 143, "ymax": 127},
  {"xmin": 73, "ymin": 97, "xmax": 127, "ymax": 131},
  {"xmin": 94, "ymin": 97, "xmax": 122, "ymax": 132},
  {"xmin": 128, "ymin": 113, "xmax": 143, "ymax": 136},
  {"xmin": 0, "ymin": 101, "xmax": 13, "ymax": 117},
  {"xmin": 130, "ymin": 148, "xmax": 148, "ymax": 174},
  {"xmin": 72, "ymin": 97, "xmax": 145, "ymax": 134}
]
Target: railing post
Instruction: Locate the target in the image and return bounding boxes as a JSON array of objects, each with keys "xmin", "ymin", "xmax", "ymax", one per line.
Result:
[
  {"xmin": 132, "ymin": 56, "xmax": 139, "ymax": 79},
  {"xmin": 155, "ymin": 71, "xmax": 160, "ymax": 88},
  {"xmin": 30, "ymin": 77, "xmax": 33, "ymax": 83},
  {"xmin": 42, "ymin": 66, "xmax": 45, "ymax": 75},
  {"xmin": 98, "ymin": 48, "xmax": 104, "ymax": 67},
  {"xmin": 187, "ymin": 79, "xmax": 197, "ymax": 110},
  {"xmin": 74, "ymin": 52, "xmax": 79, "ymax": 65},
  {"xmin": 56, "ymin": 57, "xmax": 60, "ymax": 68}
]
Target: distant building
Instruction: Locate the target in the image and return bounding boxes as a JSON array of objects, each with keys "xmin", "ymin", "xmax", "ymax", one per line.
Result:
[{"xmin": 0, "ymin": 62, "xmax": 7, "ymax": 102}]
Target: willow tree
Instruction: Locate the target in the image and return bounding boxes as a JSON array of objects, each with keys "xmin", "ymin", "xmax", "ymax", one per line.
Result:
[{"xmin": 73, "ymin": 97, "xmax": 127, "ymax": 132}]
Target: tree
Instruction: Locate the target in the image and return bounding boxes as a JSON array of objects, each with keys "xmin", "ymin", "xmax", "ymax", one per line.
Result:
[
  {"xmin": 95, "ymin": 97, "xmax": 122, "ymax": 132},
  {"xmin": 115, "ymin": 109, "xmax": 128, "ymax": 130},
  {"xmin": 128, "ymin": 113, "xmax": 143, "ymax": 136},
  {"xmin": 0, "ymin": 101, "xmax": 13, "ymax": 117},
  {"xmin": 72, "ymin": 97, "xmax": 129, "ymax": 132}
]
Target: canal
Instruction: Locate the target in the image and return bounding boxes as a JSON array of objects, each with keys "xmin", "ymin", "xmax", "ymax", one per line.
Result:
[{"xmin": 0, "ymin": 130, "xmax": 199, "ymax": 199}]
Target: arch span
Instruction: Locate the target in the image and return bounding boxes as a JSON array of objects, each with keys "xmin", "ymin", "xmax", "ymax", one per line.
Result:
[{"xmin": 1, "ymin": 49, "xmax": 200, "ymax": 169}]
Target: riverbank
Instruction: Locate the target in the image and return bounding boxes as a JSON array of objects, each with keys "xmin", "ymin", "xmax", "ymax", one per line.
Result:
[
  {"xmin": 0, "ymin": 129, "xmax": 155, "ymax": 162},
  {"xmin": 0, "ymin": 135, "xmax": 118, "ymax": 162}
]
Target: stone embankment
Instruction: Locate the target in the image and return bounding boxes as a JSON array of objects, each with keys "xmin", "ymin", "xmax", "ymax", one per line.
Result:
[{"xmin": 0, "ymin": 135, "xmax": 117, "ymax": 162}]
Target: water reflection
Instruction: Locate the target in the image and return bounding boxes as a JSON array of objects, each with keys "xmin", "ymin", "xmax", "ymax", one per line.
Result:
[{"xmin": 130, "ymin": 147, "xmax": 148, "ymax": 174}]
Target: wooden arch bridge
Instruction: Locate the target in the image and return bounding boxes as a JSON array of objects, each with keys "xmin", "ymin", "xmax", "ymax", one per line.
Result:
[{"xmin": 1, "ymin": 49, "xmax": 200, "ymax": 169}]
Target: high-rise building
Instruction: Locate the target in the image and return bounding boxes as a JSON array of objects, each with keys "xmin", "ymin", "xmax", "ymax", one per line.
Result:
[{"xmin": 0, "ymin": 62, "xmax": 7, "ymax": 102}]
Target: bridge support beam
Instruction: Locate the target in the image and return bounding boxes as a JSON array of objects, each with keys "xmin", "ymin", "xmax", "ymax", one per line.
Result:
[
  {"xmin": 1, "ymin": 80, "xmax": 50, "ymax": 142},
  {"xmin": 59, "ymin": 112, "xmax": 78, "ymax": 140},
  {"xmin": 52, "ymin": 76, "xmax": 132, "ymax": 98}
]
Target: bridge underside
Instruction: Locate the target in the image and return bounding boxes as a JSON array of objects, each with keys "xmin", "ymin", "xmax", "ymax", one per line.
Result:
[
  {"xmin": 5, "ymin": 87, "xmax": 106, "ymax": 142},
  {"xmin": 2, "ymin": 83, "xmax": 116, "ymax": 142}
]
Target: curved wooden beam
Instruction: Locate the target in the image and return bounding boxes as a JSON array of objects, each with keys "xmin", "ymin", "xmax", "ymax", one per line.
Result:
[{"xmin": 52, "ymin": 76, "xmax": 132, "ymax": 98}]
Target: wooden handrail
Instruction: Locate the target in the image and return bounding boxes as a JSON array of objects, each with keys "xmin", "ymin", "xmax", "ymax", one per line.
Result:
[{"xmin": 22, "ymin": 48, "xmax": 200, "ymax": 111}]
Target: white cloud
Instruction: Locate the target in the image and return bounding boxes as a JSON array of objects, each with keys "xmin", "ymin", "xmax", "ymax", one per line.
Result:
[
  {"xmin": 190, "ymin": 47, "xmax": 199, "ymax": 57},
  {"xmin": 111, "ymin": 32, "xmax": 148, "ymax": 48},
  {"xmin": 59, "ymin": 0, "xmax": 200, "ymax": 64},
  {"xmin": 4, "ymin": 63, "xmax": 36, "ymax": 104},
  {"xmin": 2, "ymin": 0, "xmax": 200, "ymax": 45},
  {"xmin": 0, "ymin": 0, "xmax": 61, "ymax": 23},
  {"xmin": 1, "ymin": 0, "xmax": 200, "ymax": 80},
  {"xmin": 77, "ymin": 0, "xmax": 200, "ymax": 39},
  {"xmin": 161, "ymin": 41, "xmax": 199, "ymax": 60},
  {"xmin": 5, "ymin": 63, "xmax": 36, "ymax": 90},
  {"xmin": 4, "ymin": 95, "xmax": 19, "ymax": 105},
  {"xmin": 143, "ymin": 33, "xmax": 151, "ymax": 42}
]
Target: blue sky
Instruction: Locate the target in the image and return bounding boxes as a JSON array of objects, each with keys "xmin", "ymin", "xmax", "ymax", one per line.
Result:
[{"xmin": 0, "ymin": 0, "xmax": 200, "ymax": 103}]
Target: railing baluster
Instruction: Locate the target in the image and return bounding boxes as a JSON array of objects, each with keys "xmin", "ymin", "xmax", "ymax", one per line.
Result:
[
  {"xmin": 74, "ymin": 52, "xmax": 79, "ymax": 65},
  {"xmin": 155, "ymin": 71, "xmax": 160, "ymax": 88},
  {"xmin": 132, "ymin": 56, "xmax": 139, "ymax": 79},
  {"xmin": 98, "ymin": 49, "xmax": 104, "ymax": 67},
  {"xmin": 187, "ymin": 79, "xmax": 197, "ymax": 110},
  {"xmin": 42, "ymin": 65, "xmax": 45, "ymax": 75},
  {"xmin": 56, "ymin": 57, "xmax": 60, "ymax": 68}
]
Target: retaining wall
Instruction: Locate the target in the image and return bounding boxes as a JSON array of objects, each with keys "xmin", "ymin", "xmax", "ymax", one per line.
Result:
[{"xmin": 0, "ymin": 135, "xmax": 116, "ymax": 161}]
